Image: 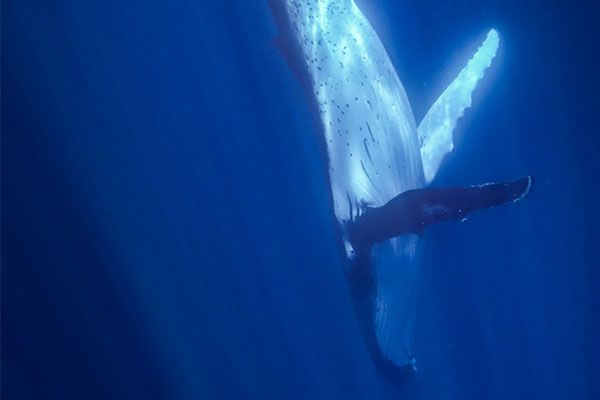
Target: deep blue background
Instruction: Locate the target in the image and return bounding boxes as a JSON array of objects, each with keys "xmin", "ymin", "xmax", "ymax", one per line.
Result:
[{"xmin": 3, "ymin": 0, "xmax": 599, "ymax": 399}]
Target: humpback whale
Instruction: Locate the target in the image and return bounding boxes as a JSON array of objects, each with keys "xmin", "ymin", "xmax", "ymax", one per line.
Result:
[{"xmin": 269, "ymin": 0, "xmax": 533, "ymax": 378}]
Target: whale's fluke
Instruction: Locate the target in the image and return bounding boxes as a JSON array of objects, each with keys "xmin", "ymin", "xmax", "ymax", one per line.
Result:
[{"xmin": 418, "ymin": 30, "xmax": 500, "ymax": 184}]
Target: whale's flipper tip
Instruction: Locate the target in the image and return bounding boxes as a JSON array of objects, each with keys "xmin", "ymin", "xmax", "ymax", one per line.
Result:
[{"xmin": 510, "ymin": 175, "xmax": 535, "ymax": 203}]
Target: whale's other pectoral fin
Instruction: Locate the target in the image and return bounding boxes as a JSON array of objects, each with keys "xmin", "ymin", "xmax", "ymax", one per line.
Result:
[{"xmin": 418, "ymin": 29, "xmax": 500, "ymax": 184}]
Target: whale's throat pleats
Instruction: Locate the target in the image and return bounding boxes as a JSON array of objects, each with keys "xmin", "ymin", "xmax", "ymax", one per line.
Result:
[{"xmin": 286, "ymin": 0, "xmax": 426, "ymax": 216}]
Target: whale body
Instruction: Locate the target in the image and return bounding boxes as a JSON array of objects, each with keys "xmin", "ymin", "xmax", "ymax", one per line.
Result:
[{"xmin": 270, "ymin": 0, "xmax": 514, "ymax": 377}]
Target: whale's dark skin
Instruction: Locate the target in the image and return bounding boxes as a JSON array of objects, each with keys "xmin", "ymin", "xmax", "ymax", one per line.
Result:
[{"xmin": 347, "ymin": 176, "xmax": 534, "ymax": 251}]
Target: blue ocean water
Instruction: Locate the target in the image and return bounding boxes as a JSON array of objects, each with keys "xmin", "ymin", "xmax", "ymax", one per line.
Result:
[{"xmin": 2, "ymin": 0, "xmax": 599, "ymax": 399}]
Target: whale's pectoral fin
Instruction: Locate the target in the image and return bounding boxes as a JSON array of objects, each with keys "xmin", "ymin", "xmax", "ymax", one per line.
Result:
[
  {"xmin": 407, "ymin": 175, "xmax": 534, "ymax": 232},
  {"xmin": 418, "ymin": 29, "xmax": 500, "ymax": 184},
  {"xmin": 348, "ymin": 176, "xmax": 533, "ymax": 249}
]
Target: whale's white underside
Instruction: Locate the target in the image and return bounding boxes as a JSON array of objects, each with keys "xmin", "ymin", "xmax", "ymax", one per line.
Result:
[{"xmin": 281, "ymin": 0, "xmax": 498, "ymax": 369}]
